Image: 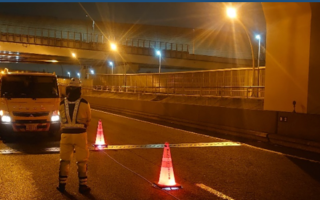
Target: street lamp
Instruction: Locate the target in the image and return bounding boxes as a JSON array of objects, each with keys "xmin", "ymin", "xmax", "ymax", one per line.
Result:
[
  {"xmin": 67, "ymin": 72, "xmax": 70, "ymax": 78},
  {"xmin": 226, "ymin": 7, "xmax": 255, "ymax": 86},
  {"xmin": 255, "ymin": 34, "xmax": 261, "ymax": 87},
  {"xmin": 156, "ymin": 50, "xmax": 161, "ymax": 73},
  {"xmin": 110, "ymin": 43, "xmax": 117, "ymax": 51},
  {"xmin": 109, "ymin": 61, "xmax": 114, "ymax": 74}
]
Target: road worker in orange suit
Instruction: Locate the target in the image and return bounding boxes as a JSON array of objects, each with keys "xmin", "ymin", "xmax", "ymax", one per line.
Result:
[{"xmin": 57, "ymin": 78, "xmax": 92, "ymax": 194}]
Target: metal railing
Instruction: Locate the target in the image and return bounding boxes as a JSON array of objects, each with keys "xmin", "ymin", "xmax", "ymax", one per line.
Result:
[
  {"xmin": 89, "ymin": 67, "xmax": 265, "ymax": 98},
  {"xmin": 90, "ymin": 85, "xmax": 264, "ymax": 98}
]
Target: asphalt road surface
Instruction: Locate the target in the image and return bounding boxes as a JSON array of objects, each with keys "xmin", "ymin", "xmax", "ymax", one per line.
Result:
[{"xmin": 0, "ymin": 109, "xmax": 319, "ymax": 200}]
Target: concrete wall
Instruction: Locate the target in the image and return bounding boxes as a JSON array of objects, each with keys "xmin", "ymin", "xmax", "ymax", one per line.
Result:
[
  {"xmin": 262, "ymin": 3, "xmax": 311, "ymax": 114},
  {"xmin": 84, "ymin": 95, "xmax": 276, "ymax": 134},
  {"xmin": 82, "ymin": 95, "xmax": 320, "ymax": 152}
]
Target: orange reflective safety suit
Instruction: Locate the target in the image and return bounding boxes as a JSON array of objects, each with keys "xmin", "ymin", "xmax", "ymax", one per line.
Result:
[{"xmin": 59, "ymin": 97, "xmax": 91, "ymax": 187}]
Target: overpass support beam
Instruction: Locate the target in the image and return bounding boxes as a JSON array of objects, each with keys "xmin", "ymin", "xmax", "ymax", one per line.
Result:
[{"xmin": 263, "ymin": 3, "xmax": 320, "ymax": 114}]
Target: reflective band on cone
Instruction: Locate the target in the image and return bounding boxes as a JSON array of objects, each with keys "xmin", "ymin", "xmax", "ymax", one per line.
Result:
[
  {"xmin": 153, "ymin": 142, "xmax": 182, "ymax": 190},
  {"xmin": 93, "ymin": 119, "xmax": 107, "ymax": 149}
]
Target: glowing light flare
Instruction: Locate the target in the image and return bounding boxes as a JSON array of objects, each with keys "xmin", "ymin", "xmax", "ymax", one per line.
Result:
[
  {"xmin": 156, "ymin": 50, "xmax": 161, "ymax": 56},
  {"xmin": 109, "ymin": 61, "xmax": 113, "ymax": 66},
  {"xmin": 110, "ymin": 43, "xmax": 117, "ymax": 51},
  {"xmin": 72, "ymin": 53, "xmax": 76, "ymax": 58},
  {"xmin": 227, "ymin": 7, "xmax": 237, "ymax": 19},
  {"xmin": 256, "ymin": 35, "xmax": 261, "ymax": 40},
  {"xmin": 90, "ymin": 69, "xmax": 94, "ymax": 74}
]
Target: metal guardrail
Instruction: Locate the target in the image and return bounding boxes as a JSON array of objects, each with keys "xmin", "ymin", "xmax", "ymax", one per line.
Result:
[
  {"xmin": 91, "ymin": 85, "xmax": 264, "ymax": 98},
  {"xmin": 88, "ymin": 68, "xmax": 265, "ymax": 98}
]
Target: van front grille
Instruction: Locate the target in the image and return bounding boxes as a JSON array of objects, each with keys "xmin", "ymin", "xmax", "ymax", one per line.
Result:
[{"xmin": 13, "ymin": 112, "xmax": 49, "ymax": 117}]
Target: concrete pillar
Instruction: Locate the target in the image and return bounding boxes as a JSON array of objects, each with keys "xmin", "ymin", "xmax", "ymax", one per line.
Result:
[{"xmin": 262, "ymin": 3, "xmax": 320, "ymax": 114}]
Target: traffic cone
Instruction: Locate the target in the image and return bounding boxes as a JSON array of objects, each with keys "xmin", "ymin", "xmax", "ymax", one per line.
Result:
[
  {"xmin": 93, "ymin": 119, "xmax": 107, "ymax": 149},
  {"xmin": 153, "ymin": 142, "xmax": 182, "ymax": 190}
]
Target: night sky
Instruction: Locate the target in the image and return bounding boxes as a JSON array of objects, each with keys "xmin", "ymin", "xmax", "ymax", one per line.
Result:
[{"xmin": 0, "ymin": 2, "xmax": 265, "ymax": 32}]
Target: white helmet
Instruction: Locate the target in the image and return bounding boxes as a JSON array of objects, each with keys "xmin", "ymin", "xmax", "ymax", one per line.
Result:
[{"xmin": 68, "ymin": 78, "xmax": 82, "ymax": 87}]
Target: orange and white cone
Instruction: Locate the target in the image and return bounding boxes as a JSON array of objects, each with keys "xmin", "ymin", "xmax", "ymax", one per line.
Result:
[
  {"xmin": 93, "ymin": 119, "xmax": 107, "ymax": 149},
  {"xmin": 153, "ymin": 142, "xmax": 182, "ymax": 190}
]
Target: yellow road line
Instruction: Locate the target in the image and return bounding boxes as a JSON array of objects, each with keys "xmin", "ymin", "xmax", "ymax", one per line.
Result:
[{"xmin": 196, "ymin": 183, "xmax": 235, "ymax": 200}]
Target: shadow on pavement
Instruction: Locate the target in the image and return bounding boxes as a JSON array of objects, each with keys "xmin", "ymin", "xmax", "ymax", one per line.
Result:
[
  {"xmin": 80, "ymin": 193, "xmax": 97, "ymax": 200},
  {"xmin": 0, "ymin": 133, "xmax": 61, "ymax": 154},
  {"xmin": 60, "ymin": 191, "xmax": 78, "ymax": 200},
  {"xmin": 287, "ymin": 157, "xmax": 320, "ymax": 184}
]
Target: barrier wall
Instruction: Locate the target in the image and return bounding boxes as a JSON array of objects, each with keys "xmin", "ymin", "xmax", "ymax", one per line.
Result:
[{"xmin": 83, "ymin": 95, "xmax": 320, "ymax": 152}]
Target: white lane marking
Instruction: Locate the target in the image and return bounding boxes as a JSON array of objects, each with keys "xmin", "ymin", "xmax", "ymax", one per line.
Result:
[
  {"xmin": 196, "ymin": 183, "xmax": 235, "ymax": 200},
  {"xmin": 93, "ymin": 109, "xmax": 320, "ymax": 164}
]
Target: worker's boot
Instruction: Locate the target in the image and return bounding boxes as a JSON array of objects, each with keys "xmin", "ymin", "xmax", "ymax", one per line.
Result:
[
  {"xmin": 79, "ymin": 185, "xmax": 91, "ymax": 194},
  {"xmin": 56, "ymin": 183, "xmax": 66, "ymax": 192}
]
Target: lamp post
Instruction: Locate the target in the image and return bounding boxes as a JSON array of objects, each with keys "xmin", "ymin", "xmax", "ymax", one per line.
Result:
[
  {"xmin": 227, "ymin": 7, "xmax": 255, "ymax": 86},
  {"xmin": 156, "ymin": 50, "xmax": 161, "ymax": 73},
  {"xmin": 109, "ymin": 61, "xmax": 114, "ymax": 74},
  {"xmin": 255, "ymin": 34, "xmax": 261, "ymax": 87},
  {"xmin": 67, "ymin": 72, "xmax": 70, "ymax": 78}
]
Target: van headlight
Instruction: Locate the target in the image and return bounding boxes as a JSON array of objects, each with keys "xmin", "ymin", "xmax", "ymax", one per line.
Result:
[
  {"xmin": 51, "ymin": 110, "xmax": 60, "ymax": 122},
  {"xmin": 0, "ymin": 110, "xmax": 11, "ymax": 122},
  {"xmin": 1, "ymin": 115, "xmax": 11, "ymax": 122}
]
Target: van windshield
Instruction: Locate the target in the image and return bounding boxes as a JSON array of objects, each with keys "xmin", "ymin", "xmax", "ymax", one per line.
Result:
[{"xmin": 1, "ymin": 75, "xmax": 59, "ymax": 98}]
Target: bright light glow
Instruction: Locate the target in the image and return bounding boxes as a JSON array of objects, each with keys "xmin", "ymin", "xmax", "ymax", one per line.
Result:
[
  {"xmin": 67, "ymin": 72, "xmax": 70, "ymax": 75},
  {"xmin": 227, "ymin": 7, "xmax": 237, "ymax": 18},
  {"xmin": 156, "ymin": 50, "xmax": 161, "ymax": 56},
  {"xmin": 16, "ymin": 56, "xmax": 19, "ymax": 59},
  {"xmin": 72, "ymin": 53, "xmax": 76, "ymax": 58},
  {"xmin": 51, "ymin": 115, "xmax": 60, "ymax": 122},
  {"xmin": 51, "ymin": 110, "xmax": 60, "ymax": 121},
  {"xmin": 90, "ymin": 69, "xmax": 94, "ymax": 74},
  {"xmin": 109, "ymin": 61, "xmax": 113, "ymax": 66},
  {"xmin": 1, "ymin": 115, "xmax": 11, "ymax": 123},
  {"xmin": 110, "ymin": 43, "xmax": 117, "ymax": 51},
  {"xmin": 256, "ymin": 35, "xmax": 261, "ymax": 40},
  {"xmin": 0, "ymin": 110, "xmax": 3, "ymax": 116},
  {"xmin": 50, "ymin": 60, "xmax": 58, "ymax": 63},
  {"xmin": 77, "ymin": 73, "xmax": 80, "ymax": 78}
]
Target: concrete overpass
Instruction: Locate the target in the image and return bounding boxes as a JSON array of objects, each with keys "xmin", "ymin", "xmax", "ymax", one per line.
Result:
[{"xmin": 0, "ymin": 23, "xmax": 255, "ymax": 75}]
